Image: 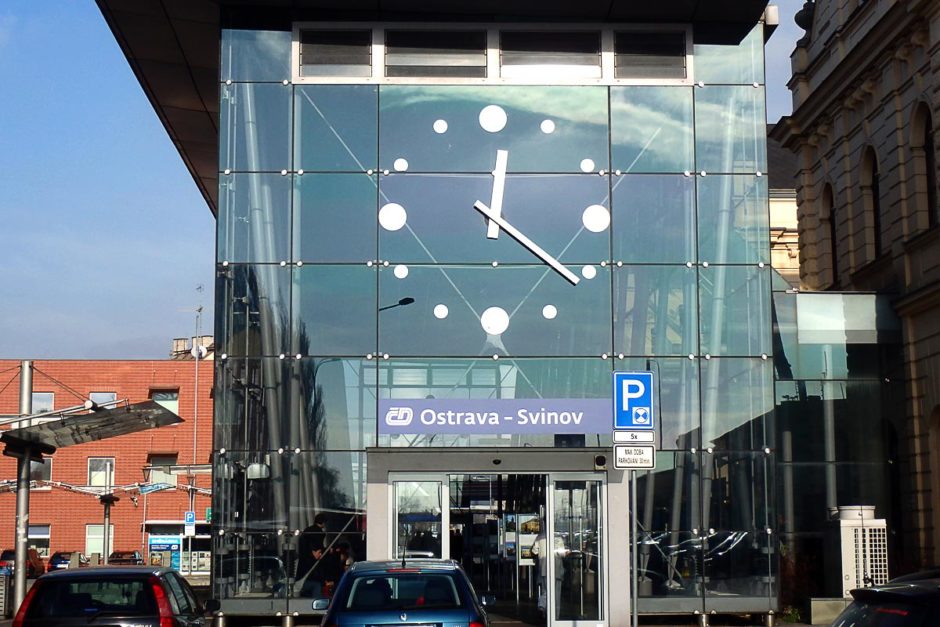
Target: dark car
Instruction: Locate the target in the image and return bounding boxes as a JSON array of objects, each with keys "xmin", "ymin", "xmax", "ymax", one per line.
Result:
[
  {"xmin": 109, "ymin": 550, "xmax": 144, "ymax": 565},
  {"xmin": 830, "ymin": 578, "xmax": 940, "ymax": 627},
  {"xmin": 48, "ymin": 551, "xmax": 89, "ymax": 570},
  {"xmin": 0, "ymin": 550, "xmax": 44, "ymax": 578},
  {"xmin": 11, "ymin": 566, "xmax": 220, "ymax": 627},
  {"xmin": 316, "ymin": 560, "xmax": 492, "ymax": 627}
]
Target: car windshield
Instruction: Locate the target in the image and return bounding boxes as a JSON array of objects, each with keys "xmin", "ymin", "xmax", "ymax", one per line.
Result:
[
  {"xmin": 24, "ymin": 578, "xmax": 156, "ymax": 619},
  {"xmin": 833, "ymin": 601, "xmax": 930, "ymax": 627},
  {"xmin": 340, "ymin": 573, "xmax": 463, "ymax": 612}
]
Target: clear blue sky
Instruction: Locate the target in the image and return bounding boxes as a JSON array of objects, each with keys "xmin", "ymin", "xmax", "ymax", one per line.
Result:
[{"xmin": 0, "ymin": 1, "xmax": 800, "ymax": 359}]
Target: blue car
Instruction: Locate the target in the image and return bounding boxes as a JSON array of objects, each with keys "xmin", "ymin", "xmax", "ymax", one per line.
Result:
[{"xmin": 316, "ymin": 560, "xmax": 492, "ymax": 627}]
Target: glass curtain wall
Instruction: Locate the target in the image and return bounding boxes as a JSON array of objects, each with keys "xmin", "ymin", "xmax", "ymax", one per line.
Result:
[{"xmin": 213, "ymin": 24, "xmax": 774, "ymax": 614}]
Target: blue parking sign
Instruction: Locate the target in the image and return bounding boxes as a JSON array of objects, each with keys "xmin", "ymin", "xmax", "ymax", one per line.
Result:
[
  {"xmin": 184, "ymin": 510, "xmax": 196, "ymax": 524},
  {"xmin": 613, "ymin": 372, "xmax": 655, "ymax": 430}
]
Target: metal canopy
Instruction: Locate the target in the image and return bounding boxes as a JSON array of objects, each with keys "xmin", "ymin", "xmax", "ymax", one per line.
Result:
[
  {"xmin": 95, "ymin": 0, "xmax": 769, "ymax": 217},
  {"xmin": 1, "ymin": 400, "xmax": 182, "ymax": 452}
]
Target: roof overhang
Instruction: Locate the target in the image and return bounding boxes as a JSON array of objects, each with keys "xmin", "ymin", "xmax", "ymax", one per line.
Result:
[{"xmin": 96, "ymin": 0, "xmax": 770, "ymax": 216}]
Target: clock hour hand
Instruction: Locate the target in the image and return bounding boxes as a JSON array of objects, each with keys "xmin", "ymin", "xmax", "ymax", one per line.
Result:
[
  {"xmin": 473, "ymin": 200, "xmax": 580, "ymax": 285},
  {"xmin": 486, "ymin": 149, "xmax": 508, "ymax": 240}
]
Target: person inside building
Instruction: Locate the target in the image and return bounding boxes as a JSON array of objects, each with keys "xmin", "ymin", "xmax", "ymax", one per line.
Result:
[
  {"xmin": 296, "ymin": 513, "xmax": 337, "ymax": 597},
  {"xmin": 530, "ymin": 521, "xmax": 568, "ymax": 614}
]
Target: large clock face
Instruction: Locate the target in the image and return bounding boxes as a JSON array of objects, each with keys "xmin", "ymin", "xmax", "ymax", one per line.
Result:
[{"xmin": 374, "ymin": 86, "xmax": 614, "ymax": 358}]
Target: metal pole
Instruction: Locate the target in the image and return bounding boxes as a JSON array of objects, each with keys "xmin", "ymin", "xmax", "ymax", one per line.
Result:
[
  {"xmin": 631, "ymin": 470, "xmax": 638, "ymax": 627},
  {"xmin": 103, "ymin": 463, "xmax": 112, "ymax": 564},
  {"xmin": 13, "ymin": 360, "xmax": 33, "ymax": 613}
]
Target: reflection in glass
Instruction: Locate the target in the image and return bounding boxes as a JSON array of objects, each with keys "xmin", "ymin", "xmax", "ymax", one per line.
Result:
[
  {"xmin": 694, "ymin": 86, "xmax": 766, "ymax": 174},
  {"xmin": 221, "ymin": 29, "xmax": 292, "ymax": 82},
  {"xmin": 613, "ymin": 175, "xmax": 695, "ymax": 263},
  {"xmin": 291, "ymin": 359, "xmax": 377, "ymax": 450},
  {"xmin": 219, "ymin": 174, "xmax": 291, "ymax": 263},
  {"xmin": 215, "ymin": 358, "xmax": 292, "ymax": 452},
  {"xmin": 294, "ymin": 174, "xmax": 377, "ymax": 262},
  {"xmin": 293, "ymin": 265, "xmax": 377, "ymax": 356},
  {"xmin": 699, "ymin": 265, "xmax": 771, "ymax": 357},
  {"xmin": 614, "ymin": 265, "xmax": 698, "ymax": 356},
  {"xmin": 552, "ymin": 479, "xmax": 603, "ymax": 621},
  {"xmin": 379, "ymin": 85, "xmax": 609, "ymax": 173},
  {"xmin": 221, "ymin": 83, "xmax": 292, "ymax": 172},
  {"xmin": 294, "ymin": 85, "xmax": 377, "ymax": 171},
  {"xmin": 703, "ymin": 529, "xmax": 773, "ymax": 604},
  {"xmin": 289, "ymin": 452, "xmax": 367, "ymax": 531},
  {"xmin": 611, "ymin": 87, "xmax": 693, "ymax": 173},
  {"xmin": 380, "ymin": 174, "xmax": 611, "ymax": 264},
  {"xmin": 617, "ymin": 358, "xmax": 700, "ymax": 449},
  {"xmin": 213, "ymin": 452, "xmax": 290, "ymax": 532},
  {"xmin": 216, "ymin": 264, "xmax": 290, "ymax": 357},
  {"xmin": 697, "ymin": 175, "xmax": 769, "ymax": 264},
  {"xmin": 379, "ymin": 265, "xmax": 611, "ymax": 357},
  {"xmin": 704, "ymin": 452, "xmax": 773, "ymax": 531},
  {"xmin": 635, "ymin": 452, "xmax": 701, "ymax": 531},
  {"xmin": 394, "ymin": 481, "xmax": 443, "ymax": 558},
  {"xmin": 701, "ymin": 358, "xmax": 773, "ymax": 449},
  {"xmin": 693, "ymin": 24, "xmax": 765, "ymax": 85},
  {"xmin": 635, "ymin": 531, "xmax": 702, "ymax": 599},
  {"xmin": 212, "ymin": 532, "xmax": 290, "ymax": 603}
]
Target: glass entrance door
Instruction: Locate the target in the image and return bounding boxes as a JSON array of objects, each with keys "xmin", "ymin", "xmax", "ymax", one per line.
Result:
[
  {"xmin": 392, "ymin": 478, "xmax": 447, "ymax": 559},
  {"xmin": 548, "ymin": 476, "xmax": 604, "ymax": 625}
]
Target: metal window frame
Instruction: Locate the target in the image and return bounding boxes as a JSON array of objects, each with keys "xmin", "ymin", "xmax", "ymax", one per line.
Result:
[{"xmin": 291, "ymin": 22, "xmax": 693, "ymax": 86}]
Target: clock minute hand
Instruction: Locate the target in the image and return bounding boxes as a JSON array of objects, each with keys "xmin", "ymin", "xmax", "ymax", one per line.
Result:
[
  {"xmin": 474, "ymin": 200, "xmax": 580, "ymax": 286},
  {"xmin": 486, "ymin": 149, "xmax": 509, "ymax": 240}
]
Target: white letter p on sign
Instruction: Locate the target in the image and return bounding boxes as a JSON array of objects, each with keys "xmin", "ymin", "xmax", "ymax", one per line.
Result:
[{"xmin": 621, "ymin": 379, "xmax": 645, "ymax": 411}]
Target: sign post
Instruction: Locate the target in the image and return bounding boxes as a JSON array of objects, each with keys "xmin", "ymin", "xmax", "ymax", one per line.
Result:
[
  {"xmin": 184, "ymin": 510, "xmax": 196, "ymax": 538},
  {"xmin": 613, "ymin": 371, "xmax": 658, "ymax": 627}
]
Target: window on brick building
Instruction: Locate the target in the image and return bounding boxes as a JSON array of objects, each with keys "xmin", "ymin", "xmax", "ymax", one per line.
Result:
[
  {"xmin": 85, "ymin": 524, "xmax": 114, "ymax": 559},
  {"xmin": 861, "ymin": 146, "xmax": 883, "ymax": 258},
  {"xmin": 88, "ymin": 457, "xmax": 115, "ymax": 487},
  {"xmin": 89, "ymin": 391, "xmax": 117, "ymax": 407},
  {"xmin": 30, "ymin": 459, "xmax": 51, "ymax": 490},
  {"xmin": 148, "ymin": 453, "xmax": 179, "ymax": 486},
  {"xmin": 31, "ymin": 392, "xmax": 54, "ymax": 413},
  {"xmin": 823, "ymin": 184, "xmax": 838, "ymax": 287},
  {"xmin": 150, "ymin": 389, "xmax": 180, "ymax": 415},
  {"xmin": 913, "ymin": 103, "xmax": 937, "ymax": 229},
  {"xmin": 28, "ymin": 525, "xmax": 50, "ymax": 559}
]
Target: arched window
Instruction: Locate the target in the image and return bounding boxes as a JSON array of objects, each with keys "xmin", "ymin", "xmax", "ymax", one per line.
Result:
[
  {"xmin": 861, "ymin": 146, "xmax": 883, "ymax": 258},
  {"xmin": 823, "ymin": 184, "xmax": 838, "ymax": 286},
  {"xmin": 913, "ymin": 103, "xmax": 938, "ymax": 228}
]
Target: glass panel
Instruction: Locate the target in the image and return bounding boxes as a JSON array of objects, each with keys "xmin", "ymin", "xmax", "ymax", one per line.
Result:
[
  {"xmin": 378, "ymin": 265, "xmax": 611, "ymax": 357},
  {"xmin": 699, "ymin": 265, "xmax": 771, "ymax": 357},
  {"xmin": 385, "ymin": 30, "xmax": 486, "ymax": 78},
  {"xmin": 212, "ymin": 532, "xmax": 289, "ymax": 605},
  {"xmin": 635, "ymin": 452, "xmax": 701, "ymax": 531},
  {"xmin": 612, "ymin": 175, "xmax": 695, "ymax": 263},
  {"xmin": 703, "ymin": 529, "xmax": 773, "ymax": 605},
  {"xmin": 394, "ymin": 481, "xmax": 443, "ymax": 558},
  {"xmin": 216, "ymin": 264, "xmax": 290, "ymax": 357},
  {"xmin": 220, "ymin": 83, "xmax": 292, "ymax": 172},
  {"xmin": 215, "ymin": 358, "xmax": 292, "ymax": 452},
  {"xmin": 500, "ymin": 31, "xmax": 601, "ymax": 79},
  {"xmin": 218, "ymin": 174, "xmax": 291, "ymax": 263},
  {"xmin": 379, "ymin": 174, "xmax": 610, "ymax": 264},
  {"xmin": 292, "ymin": 359, "xmax": 377, "ymax": 450},
  {"xmin": 614, "ymin": 32, "xmax": 686, "ymax": 79},
  {"xmin": 377, "ymin": 358, "xmax": 612, "ymax": 448},
  {"xmin": 301, "ymin": 30, "xmax": 371, "ymax": 77},
  {"xmin": 221, "ymin": 29, "xmax": 292, "ymax": 82},
  {"xmin": 551, "ymin": 479, "xmax": 602, "ymax": 621},
  {"xmin": 610, "ymin": 87, "xmax": 693, "ymax": 173},
  {"xmin": 294, "ymin": 173, "xmax": 377, "ymax": 262},
  {"xmin": 379, "ymin": 85, "xmax": 609, "ymax": 173},
  {"xmin": 293, "ymin": 265, "xmax": 377, "ymax": 356},
  {"xmin": 700, "ymin": 358, "xmax": 773, "ymax": 449},
  {"xmin": 212, "ymin": 451, "xmax": 290, "ymax": 532},
  {"xmin": 694, "ymin": 86, "xmax": 766, "ymax": 174},
  {"xmin": 617, "ymin": 357, "xmax": 700, "ymax": 449},
  {"xmin": 294, "ymin": 86, "xmax": 377, "ymax": 171},
  {"xmin": 636, "ymin": 530, "xmax": 703, "ymax": 598},
  {"xmin": 614, "ymin": 265, "xmax": 698, "ymax": 357},
  {"xmin": 697, "ymin": 175, "xmax": 769, "ymax": 264},
  {"xmin": 693, "ymin": 24, "xmax": 764, "ymax": 85},
  {"xmin": 704, "ymin": 452, "xmax": 773, "ymax": 531}
]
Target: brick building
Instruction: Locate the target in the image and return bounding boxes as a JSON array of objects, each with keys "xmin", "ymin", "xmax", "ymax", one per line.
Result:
[{"xmin": 0, "ymin": 338, "xmax": 213, "ymax": 574}]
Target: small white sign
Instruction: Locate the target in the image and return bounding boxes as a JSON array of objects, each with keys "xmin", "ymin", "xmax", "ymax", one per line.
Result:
[
  {"xmin": 614, "ymin": 444, "xmax": 656, "ymax": 469},
  {"xmin": 613, "ymin": 431, "xmax": 655, "ymax": 443},
  {"xmin": 184, "ymin": 524, "xmax": 196, "ymax": 538}
]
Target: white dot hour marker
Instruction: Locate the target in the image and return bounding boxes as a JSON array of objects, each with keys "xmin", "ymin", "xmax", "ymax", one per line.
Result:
[
  {"xmin": 480, "ymin": 307, "xmax": 510, "ymax": 335},
  {"xmin": 433, "ymin": 304, "xmax": 449, "ymax": 319},
  {"xmin": 582, "ymin": 205, "xmax": 610, "ymax": 233},
  {"xmin": 581, "ymin": 265, "xmax": 597, "ymax": 280},
  {"xmin": 393, "ymin": 158, "xmax": 409, "ymax": 172},
  {"xmin": 378, "ymin": 203, "xmax": 407, "ymax": 231},
  {"xmin": 542, "ymin": 305, "xmax": 558, "ymax": 320},
  {"xmin": 580, "ymin": 159, "xmax": 595, "ymax": 173},
  {"xmin": 433, "ymin": 119, "xmax": 448, "ymax": 134},
  {"xmin": 479, "ymin": 105, "xmax": 507, "ymax": 133},
  {"xmin": 393, "ymin": 265, "xmax": 409, "ymax": 279},
  {"xmin": 540, "ymin": 119, "xmax": 555, "ymax": 134}
]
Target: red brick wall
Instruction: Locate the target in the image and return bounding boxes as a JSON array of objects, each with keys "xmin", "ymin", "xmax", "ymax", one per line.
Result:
[{"xmin": 0, "ymin": 360, "xmax": 213, "ymax": 565}]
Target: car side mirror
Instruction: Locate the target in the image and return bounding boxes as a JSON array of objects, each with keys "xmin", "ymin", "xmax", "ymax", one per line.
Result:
[
  {"xmin": 311, "ymin": 598, "xmax": 331, "ymax": 611},
  {"xmin": 481, "ymin": 594, "xmax": 496, "ymax": 607},
  {"xmin": 204, "ymin": 599, "xmax": 221, "ymax": 613}
]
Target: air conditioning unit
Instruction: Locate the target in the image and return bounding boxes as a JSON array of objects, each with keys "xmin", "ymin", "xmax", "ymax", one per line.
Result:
[{"xmin": 825, "ymin": 505, "xmax": 889, "ymax": 598}]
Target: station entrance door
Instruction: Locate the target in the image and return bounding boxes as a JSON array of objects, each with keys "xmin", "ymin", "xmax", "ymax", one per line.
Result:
[{"xmin": 388, "ymin": 472, "xmax": 606, "ymax": 626}]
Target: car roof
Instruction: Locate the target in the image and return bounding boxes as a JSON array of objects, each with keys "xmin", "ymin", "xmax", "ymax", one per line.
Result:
[
  {"xmin": 347, "ymin": 560, "xmax": 462, "ymax": 575},
  {"xmin": 851, "ymin": 579, "xmax": 940, "ymax": 602},
  {"xmin": 39, "ymin": 566, "xmax": 175, "ymax": 580}
]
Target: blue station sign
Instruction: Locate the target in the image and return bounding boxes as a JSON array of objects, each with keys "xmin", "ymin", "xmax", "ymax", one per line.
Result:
[{"xmin": 613, "ymin": 371, "xmax": 655, "ymax": 430}]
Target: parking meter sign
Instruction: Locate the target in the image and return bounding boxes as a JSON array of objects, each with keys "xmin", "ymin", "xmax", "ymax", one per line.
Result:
[{"xmin": 613, "ymin": 372, "xmax": 655, "ymax": 430}]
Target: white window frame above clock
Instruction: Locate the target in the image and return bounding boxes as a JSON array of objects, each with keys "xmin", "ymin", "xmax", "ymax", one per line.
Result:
[{"xmin": 291, "ymin": 22, "xmax": 694, "ymax": 86}]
